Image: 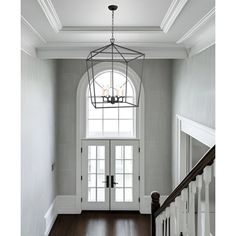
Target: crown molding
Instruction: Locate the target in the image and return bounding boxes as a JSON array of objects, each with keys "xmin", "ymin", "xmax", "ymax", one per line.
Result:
[
  {"xmin": 188, "ymin": 31, "xmax": 215, "ymax": 57},
  {"xmin": 37, "ymin": 0, "xmax": 62, "ymax": 32},
  {"xmin": 36, "ymin": 43, "xmax": 187, "ymax": 59},
  {"xmin": 61, "ymin": 26, "xmax": 162, "ymax": 32},
  {"xmin": 21, "ymin": 16, "xmax": 46, "ymax": 57},
  {"xmin": 177, "ymin": 7, "xmax": 215, "ymax": 44},
  {"xmin": 161, "ymin": 0, "xmax": 189, "ymax": 33},
  {"xmin": 21, "ymin": 38, "xmax": 37, "ymax": 57},
  {"xmin": 21, "ymin": 16, "xmax": 46, "ymax": 43}
]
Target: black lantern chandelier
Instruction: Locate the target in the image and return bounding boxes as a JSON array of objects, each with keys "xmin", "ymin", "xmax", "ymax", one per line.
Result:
[{"xmin": 86, "ymin": 5, "xmax": 145, "ymax": 108}]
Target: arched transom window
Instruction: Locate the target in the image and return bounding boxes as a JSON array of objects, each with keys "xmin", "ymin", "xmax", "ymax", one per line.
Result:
[{"xmin": 87, "ymin": 70, "xmax": 136, "ymax": 138}]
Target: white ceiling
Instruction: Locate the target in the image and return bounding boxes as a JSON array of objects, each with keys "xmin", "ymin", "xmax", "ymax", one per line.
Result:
[{"xmin": 21, "ymin": 0, "xmax": 215, "ymax": 59}]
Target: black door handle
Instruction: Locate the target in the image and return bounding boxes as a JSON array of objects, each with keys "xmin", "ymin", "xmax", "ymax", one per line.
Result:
[
  {"xmin": 111, "ymin": 175, "xmax": 118, "ymax": 188},
  {"xmin": 102, "ymin": 175, "xmax": 110, "ymax": 188}
]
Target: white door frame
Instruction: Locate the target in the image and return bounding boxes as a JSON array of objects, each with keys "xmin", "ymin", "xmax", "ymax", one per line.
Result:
[
  {"xmin": 75, "ymin": 62, "xmax": 145, "ymax": 213},
  {"xmin": 176, "ymin": 115, "xmax": 215, "ymax": 186}
]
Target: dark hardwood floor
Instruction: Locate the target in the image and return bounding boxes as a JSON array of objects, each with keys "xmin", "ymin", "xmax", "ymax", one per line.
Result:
[{"xmin": 49, "ymin": 211, "xmax": 151, "ymax": 236}]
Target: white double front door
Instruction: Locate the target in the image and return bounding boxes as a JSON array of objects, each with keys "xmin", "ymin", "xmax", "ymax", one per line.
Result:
[{"xmin": 81, "ymin": 139, "xmax": 140, "ymax": 211}]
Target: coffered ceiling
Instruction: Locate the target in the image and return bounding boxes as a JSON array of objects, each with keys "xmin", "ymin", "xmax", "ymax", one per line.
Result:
[{"xmin": 21, "ymin": 0, "xmax": 215, "ymax": 59}]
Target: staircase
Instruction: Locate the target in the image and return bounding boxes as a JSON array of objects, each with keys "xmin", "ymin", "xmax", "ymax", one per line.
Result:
[{"xmin": 151, "ymin": 146, "xmax": 215, "ymax": 236}]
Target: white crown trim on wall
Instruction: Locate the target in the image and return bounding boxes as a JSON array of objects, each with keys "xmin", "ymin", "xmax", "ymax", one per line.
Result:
[
  {"xmin": 176, "ymin": 7, "xmax": 215, "ymax": 44},
  {"xmin": 161, "ymin": 0, "xmax": 189, "ymax": 33},
  {"xmin": 37, "ymin": 0, "xmax": 62, "ymax": 33},
  {"xmin": 21, "ymin": 16, "xmax": 46, "ymax": 43}
]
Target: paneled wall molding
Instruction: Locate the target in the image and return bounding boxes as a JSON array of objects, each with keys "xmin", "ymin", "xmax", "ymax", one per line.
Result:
[
  {"xmin": 161, "ymin": 0, "xmax": 190, "ymax": 33},
  {"xmin": 177, "ymin": 7, "xmax": 215, "ymax": 44},
  {"xmin": 37, "ymin": 0, "xmax": 62, "ymax": 32}
]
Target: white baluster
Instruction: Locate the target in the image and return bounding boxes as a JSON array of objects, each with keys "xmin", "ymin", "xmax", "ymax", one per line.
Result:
[
  {"xmin": 170, "ymin": 202, "xmax": 176, "ymax": 236},
  {"xmin": 181, "ymin": 188, "xmax": 188, "ymax": 236},
  {"xmin": 175, "ymin": 196, "xmax": 181, "ymax": 236},
  {"xmin": 189, "ymin": 181, "xmax": 197, "ymax": 236},
  {"xmin": 163, "ymin": 212, "xmax": 167, "ymax": 236},
  {"xmin": 196, "ymin": 175, "xmax": 203, "ymax": 236},
  {"xmin": 213, "ymin": 161, "xmax": 215, "ymax": 178},
  {"xmin": 166, "ymin": 207, "xmax": 170, "ymax": 236},
  {"xmin": 156, "ymin": 215, "xmax": 162, "ymax": 236},
  {"xmin": 203, "ymin": 166, "xmax": 212, "ymax": 236}
]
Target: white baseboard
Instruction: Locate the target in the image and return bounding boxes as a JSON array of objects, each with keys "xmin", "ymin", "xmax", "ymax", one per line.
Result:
[
  {"xmin": 44, "ymin": 199, "xmax": 57, "ymax": 236},
  {"xmin": 140, "ymin": 195, "xmax": 168, "ymax": 214},
  {"xmin": 44, "ymin": 195, "xmax": 80, "ymax": 236}
]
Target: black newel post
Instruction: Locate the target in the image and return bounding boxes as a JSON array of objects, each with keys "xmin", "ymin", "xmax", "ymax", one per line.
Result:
[{"xmin": 151, "ymin": 191, "xmax": 160, "ymax": 236}]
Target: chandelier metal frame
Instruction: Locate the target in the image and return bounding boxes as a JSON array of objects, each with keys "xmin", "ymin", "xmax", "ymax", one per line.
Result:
[{"xmin": 86, "ymin": 5, "xmax": 145, "ymax": 109}]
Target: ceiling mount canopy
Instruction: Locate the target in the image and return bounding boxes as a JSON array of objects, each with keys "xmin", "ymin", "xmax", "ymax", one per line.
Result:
[{"xmin": 86, "ymin": 5, "xmax": 145, "ymax": 109}]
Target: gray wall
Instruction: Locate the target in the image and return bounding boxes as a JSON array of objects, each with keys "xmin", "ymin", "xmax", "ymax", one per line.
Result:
[
  {"xmin": 56, "ymin": 59, "xmax": 172, "ymax": 196},
  {"xmin": 171, "ymin": 46, "xmax": 215, "ymax": 187},
  {"xmin": 21, "ymin": 52, "xmax": 57, "ymax": 236}
]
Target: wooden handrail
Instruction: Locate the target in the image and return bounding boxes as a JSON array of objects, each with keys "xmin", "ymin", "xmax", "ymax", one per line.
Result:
[{"xmin": 153, "ymin": 145, "xmax": 215, "ymax": 219}]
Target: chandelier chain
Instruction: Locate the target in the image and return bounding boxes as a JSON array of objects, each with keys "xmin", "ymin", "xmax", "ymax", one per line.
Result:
[{"xmin": 111, "ymin": 10, "xmax": 115, "ymax": 43}]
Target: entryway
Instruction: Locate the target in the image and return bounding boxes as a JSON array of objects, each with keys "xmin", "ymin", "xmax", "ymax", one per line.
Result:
[{"xmin": 81, "ymin": 139, "xmax": 140, "ymax": 211}]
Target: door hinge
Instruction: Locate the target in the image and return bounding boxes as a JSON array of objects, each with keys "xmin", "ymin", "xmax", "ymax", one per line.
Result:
[
  {"xmin": 81, "ymin": 147, "xmax": 83, "ymax": 153},
  {"xmin": 81, "ymin": 176, "xmax": 83, "ymax": 181},
  {"xmin": 138, "ymin": 176, "xmax": 140, "ymax": 181},
  {"xmin": 81, "ymin": 197, "xmax": 83, "ymax": 202},
  {"xmin": 138, "ymin": 147, "xmax": 141, "ymax": 153},
  {"xmin": 138, "ymin": 197, "xmax": 140, "ymax": 202}
]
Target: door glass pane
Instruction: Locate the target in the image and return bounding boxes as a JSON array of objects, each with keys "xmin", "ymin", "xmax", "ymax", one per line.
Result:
[
  {"xmin": 97, "ymin": 174, "xmax": 105, "ymax": 187},
  {"xmin": 115, "ymin": 146, "xmax": 124, "ymax": 159},
  {"xmin": 115, "ymin": 174, "xmax": 124, "ymax": 187},
  {"xmin": 125, "ymin": 174, "xmax": 133, "ymax": 187},
  {"xmin": 88, "ymin": 146, "xmax": 96, "ymax": 159},
  {"xmin": 97, "ymin": 188, "xmax": 105, "ymax": 202},
  {"xmin": 88, "ymin": 174, "xmax": 96, "ymax": 187},
  {"xmin": 88, "ymin": 188, "xmax": 96, "ymax": 202},
  {"xmin": 97, "ymin": 160, "xmax": 105, "ymax": 173},
  {"xmin": 97, "ymin": 146, "xmax": 105, "ymax": 159},
  {"xmin": 125, "ymin": 188, "xmax": 133, "ymax": 202},
  {"xmin": 125, "ymin": 146, "xmax": 133, "ymax": 159},
  {"xmin": 115, "ymin": 160, "xmax": 123, "ymax": 173},
  {"xmin": 86, "ymin": 144, "xmax": 107, "ymax": 203},
  {"xmin": 115, "ymin": 188, "xmax": 124, "ymax": 202},
  {"xmin": 88, "ymin": 160, "xmax": 96, "ymax": 173},
  {"xmin": 125, "ymin": 160, "xmax": 133, "ymax": 173}
]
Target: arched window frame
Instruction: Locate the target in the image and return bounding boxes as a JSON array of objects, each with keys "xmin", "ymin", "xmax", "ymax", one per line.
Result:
[{"xmin": 86, "ymin": 69, "xmax": 137, "ymax": 138}]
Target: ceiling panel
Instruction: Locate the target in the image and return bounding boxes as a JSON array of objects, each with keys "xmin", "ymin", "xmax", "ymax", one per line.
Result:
[
  {"xmin": 51, "ymin": 0, "xmax": 172, "ymax": 26},
  {"xmin": 21, "ymin": 0, "xmax": 215, "ymax": 58}
]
